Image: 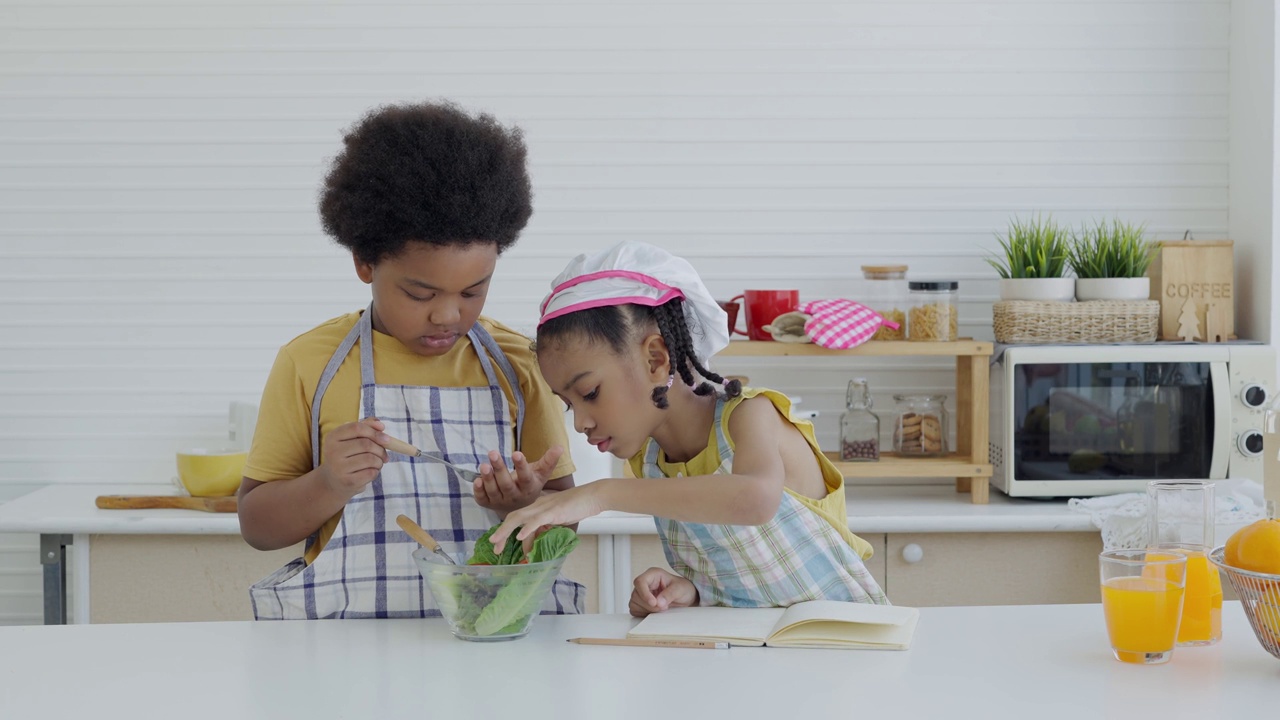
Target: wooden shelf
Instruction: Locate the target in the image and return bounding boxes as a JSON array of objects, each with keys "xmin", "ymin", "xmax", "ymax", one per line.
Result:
[
  {"xmin": 822, "ymin": 452, "xmax": 993, "ymax": 479},
  {"xmin": 716, "ymin": 337, "xmax": 994, "ymax": 503},
  {"xmin": 718, "ymin": 339, "xmax": 992, "ymax": 358}
]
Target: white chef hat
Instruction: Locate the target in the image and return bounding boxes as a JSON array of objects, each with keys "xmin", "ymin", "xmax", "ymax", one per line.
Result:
[{"xmin": 538, "ymin": 241, "xmax": 730, "ymax": 366}]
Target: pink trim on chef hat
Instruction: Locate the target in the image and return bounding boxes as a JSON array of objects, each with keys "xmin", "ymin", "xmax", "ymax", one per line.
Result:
[{"xmin": 538, "ymin": 242, "xmax": 730, "ymax": 365}]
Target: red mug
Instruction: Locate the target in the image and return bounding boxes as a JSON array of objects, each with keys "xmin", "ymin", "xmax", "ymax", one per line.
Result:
[{"xmin": 730, "ymin": 290, "xmax": 800, "ymax": 341}]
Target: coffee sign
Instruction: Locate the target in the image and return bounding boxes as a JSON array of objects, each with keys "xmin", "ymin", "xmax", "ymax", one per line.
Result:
[
  {"xmin": 1146, "ymin": 240, "xmax": 1235, "ymax": 342},
  {"xmin": 1163, "ymin": 282, "xmax": 1232, "ymax": 300}
]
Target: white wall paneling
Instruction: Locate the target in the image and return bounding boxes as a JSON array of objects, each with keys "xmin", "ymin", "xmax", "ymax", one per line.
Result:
[{"xmin": 0, "ymin": 0, "xmax": 1258, "ymax": 623}]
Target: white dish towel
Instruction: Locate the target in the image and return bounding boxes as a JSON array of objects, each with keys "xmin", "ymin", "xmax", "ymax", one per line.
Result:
[{"xmin": 1067, "ymin": 480, "xmax": 1266, "ymax": 550}]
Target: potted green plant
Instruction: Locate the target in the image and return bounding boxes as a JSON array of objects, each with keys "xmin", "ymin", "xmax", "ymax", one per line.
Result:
[
  {"xmin": 1067, "ymin": 219, "xmax": 1156, "ymax": 301},
  {"xmin": 987, "ymin": 215, "xmax": 1075, "ymax": 302}
]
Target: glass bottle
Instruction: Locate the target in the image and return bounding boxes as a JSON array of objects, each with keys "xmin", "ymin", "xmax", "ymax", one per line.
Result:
[
  {"xmin": 892, "ymin": 394, "xmax": 948, "ymax": 456},
  {"xmin": 840, "ymin": 378, "xmax": 880, "ymax": 461}
]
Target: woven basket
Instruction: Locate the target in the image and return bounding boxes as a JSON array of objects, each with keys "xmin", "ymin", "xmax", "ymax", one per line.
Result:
[{"xmin": 993, "ymin": 300, "xmax": 1159, "ymax": 344}]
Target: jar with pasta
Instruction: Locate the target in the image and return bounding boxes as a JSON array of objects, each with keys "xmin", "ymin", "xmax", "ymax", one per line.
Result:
[
  {"xmin": 907, "ymin": 281, "xmax": 959, "ymax": 342},
  {"xmin": 858, "ymin": 264, "xmax": 908, "ymax": 341}
]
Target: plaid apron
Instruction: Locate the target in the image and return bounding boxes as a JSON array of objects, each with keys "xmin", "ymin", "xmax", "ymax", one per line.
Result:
[
  {"xmin": 639, "ymin": 393, "xmax": 888, "ymax": 608},
  {"xmin": 250, "ymin": 307, "xmax": 584, "ymax": 619}
]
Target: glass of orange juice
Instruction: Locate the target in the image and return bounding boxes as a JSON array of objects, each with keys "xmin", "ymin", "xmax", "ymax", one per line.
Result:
[
  {"xmin": 1147, "ymin": 481, "xmax": 1222, "ymax": 646},
  {"xmin": 1100, "ymin": 549, "xmax": 1187, "ymax": 664}
]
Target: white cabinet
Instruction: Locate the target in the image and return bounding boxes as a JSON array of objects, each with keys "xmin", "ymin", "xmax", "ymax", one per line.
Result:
[
  {"xmin": 85, "ymin": 534, "xmax": 604, "ymax": 622},
  {"xmin": 603, "ymin": 531, "xmax": 1098, "ymax": 612},
  {"xmin": 79, "ymin": 529, "xmax": 1108, "ymax": 621},
  {"xmin": 881, "ymin": 532, "xmax": 1103, "ymax": 607},
  {"xmin": 88, "ymin": 535, "xmax": 299, "ymax": 623}
]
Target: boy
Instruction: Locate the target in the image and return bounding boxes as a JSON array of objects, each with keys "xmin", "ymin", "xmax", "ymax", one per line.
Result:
[{"xmin": 240, "ymin": 101, "xmax": 583, "ymax": 619}]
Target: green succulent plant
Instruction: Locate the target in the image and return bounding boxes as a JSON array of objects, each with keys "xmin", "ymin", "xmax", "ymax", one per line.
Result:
[
  {"xmin": 986, "ymin": 215, "xmax": 1071, "ymax": 279},
  {"xmin": 1067, "ymin": 219, "xmax": 1156, "ymax": 279}
]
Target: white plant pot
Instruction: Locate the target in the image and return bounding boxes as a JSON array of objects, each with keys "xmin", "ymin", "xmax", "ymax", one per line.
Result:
[
  {"xmin": 1075, "ymin": 277, "xmax": 1150, "ymax": 302},
  {"xmin": 998, "ymin": 278, "xmax": 1076, "ymax": 302}
]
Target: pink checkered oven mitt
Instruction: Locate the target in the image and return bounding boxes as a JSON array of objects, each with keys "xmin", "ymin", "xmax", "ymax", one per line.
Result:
[{"xmin": 801, "ymin": 299, "xmax": 901, "ymax": 349}]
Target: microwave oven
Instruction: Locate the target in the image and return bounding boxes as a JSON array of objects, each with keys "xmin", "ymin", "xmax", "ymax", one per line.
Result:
[{"xmin": 990, "ymin": 344, "xmax": 1275, "ymax": 498}]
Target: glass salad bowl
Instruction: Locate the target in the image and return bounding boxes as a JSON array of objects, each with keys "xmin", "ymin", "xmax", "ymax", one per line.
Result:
[{"xmin": 413, "ymin": 550, "xmax": 568, "ymax": 642}]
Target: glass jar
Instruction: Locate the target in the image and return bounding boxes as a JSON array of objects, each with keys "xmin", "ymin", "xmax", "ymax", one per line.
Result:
[
  {"xmin": 892, "ymin": 394, "xmax": 948, "ymax": 456},
  {"xmin": 858, "ymin": 265, "xmax": 908, "ymax": 341},
  {"xmin": 907, "ymin": 281, "xmax": 959, "ymax": 341},
  {"xmin": 840, "ymin": 378, "xmax": 880, "ymax": 461},
  {"xmin": 1146, "ymin": 481, "xmax": 1222, "ymax": 647},
  {"xmin": 1265, "ymin": 395, "xmax": 1280, "ymax": 500}
]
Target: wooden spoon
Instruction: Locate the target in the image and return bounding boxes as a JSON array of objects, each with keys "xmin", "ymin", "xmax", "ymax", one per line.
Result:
[{"xmin": 395, "ymin": 514, "xmax": 458, "ymax": 565}]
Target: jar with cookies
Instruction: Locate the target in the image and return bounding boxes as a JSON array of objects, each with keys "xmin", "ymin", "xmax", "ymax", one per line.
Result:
[
  {"xmin": 907, "ymin": 281, "xmax": 959, "ymax": 342},
  {"xmin": 892, "ymin": 394, "xmax": 948, "ymax": 457}
]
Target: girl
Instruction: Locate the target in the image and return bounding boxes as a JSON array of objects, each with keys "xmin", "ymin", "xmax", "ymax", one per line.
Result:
[{"xmin": 490, "ymin": 241, "xmax": 887, "ymax": 616}]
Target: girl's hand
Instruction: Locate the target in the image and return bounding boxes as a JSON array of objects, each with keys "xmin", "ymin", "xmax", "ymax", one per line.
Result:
[
  {"xmin": 488, "ymin": 482, "xmax": 606, "ymax": 553},
  {"xmin": 629, "ymin": 568, "xmax": 698, "ymax": 618},
  {"xmin": 317, "ymin": 417, "xmax": 387, "ymax": 499},
  {"xmin": 474, "ymin": 446, "xmax": 564, "ymax": 515}
]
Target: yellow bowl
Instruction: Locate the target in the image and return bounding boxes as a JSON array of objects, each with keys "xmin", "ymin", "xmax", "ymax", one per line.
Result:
[{"xmin": 175, "ymin": 449, "xmax": 247, "ymax": 497}]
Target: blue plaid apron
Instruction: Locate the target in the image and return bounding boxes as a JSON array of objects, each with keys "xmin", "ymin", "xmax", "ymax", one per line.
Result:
[
  {"xmin": 639, "ymin": 392, "xmax": 887, "ymax": 608},
  {"xmin": 250, "ymin": 307, "xmax": 584, "ymax": 619}
]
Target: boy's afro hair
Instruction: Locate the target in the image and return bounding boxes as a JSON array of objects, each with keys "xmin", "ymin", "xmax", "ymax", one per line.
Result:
[{"xmin": 319, "ymin": 101, "xmax": 533, "ymax": 264}]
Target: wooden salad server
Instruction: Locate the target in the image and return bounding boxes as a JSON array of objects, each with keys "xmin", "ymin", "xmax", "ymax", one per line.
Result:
[{"xmin": 396, "ymin": 514, "xmax": 458, "ymax": 565}]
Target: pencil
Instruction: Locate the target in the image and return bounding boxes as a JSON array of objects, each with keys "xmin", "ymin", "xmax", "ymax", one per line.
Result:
[{"xmin": 566, "ymin": 637, "xmax": 729, "ymax": 650}]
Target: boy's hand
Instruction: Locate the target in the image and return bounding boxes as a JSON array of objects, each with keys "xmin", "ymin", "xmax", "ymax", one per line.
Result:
[
  {"xmin": 629, "ymin": 568, "xmax": 698, "ymax": 618},
  {"xmin": 316, "ymin": 417, "xmax": 387, "ymax": 499},
  {"xmin": 473, "ymin": 446, "xmax": 564, "ymax": 515},
  {"xmin": 487, "ymin": 482, "xmax": 605, "ymax": 553}
]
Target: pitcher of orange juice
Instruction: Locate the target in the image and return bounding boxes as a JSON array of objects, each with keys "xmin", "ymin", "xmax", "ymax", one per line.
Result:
[{"xmin": 1147, "ymin": 480, "xmax": 1222, "ymax": 646}]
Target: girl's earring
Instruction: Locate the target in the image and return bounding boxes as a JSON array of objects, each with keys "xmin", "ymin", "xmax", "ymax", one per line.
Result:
[{"xmin": 651, "ymin": 374, "xmax": 674, "ymax": 409}]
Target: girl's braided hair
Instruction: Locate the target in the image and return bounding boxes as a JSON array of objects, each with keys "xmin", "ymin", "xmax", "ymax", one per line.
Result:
[{"xmin": 537, "ymin": 299, "xmax": 742, "ymax": 408}]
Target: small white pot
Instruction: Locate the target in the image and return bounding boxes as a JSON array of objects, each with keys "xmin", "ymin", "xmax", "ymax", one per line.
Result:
[
  {"xmin": 998, "ymin": 278, "xmax": 1076, "ymax": 302},
  {"xmin": 1075, "ymin": 277, "xmax": 1150, "ymax": 301}
]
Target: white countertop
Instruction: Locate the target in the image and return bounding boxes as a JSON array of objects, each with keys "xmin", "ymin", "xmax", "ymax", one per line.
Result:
[
  {"xmin": 0, "ymin": 603, "xmax": 1273, "ymax": 718},
  {"xmin": 0, "ymin": 483, "xmax": 1095, "ymax": 536}
]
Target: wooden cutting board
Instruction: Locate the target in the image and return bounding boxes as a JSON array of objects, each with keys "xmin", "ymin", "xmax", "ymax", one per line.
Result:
[{"xmin": 95, "ymin": 495, "xmax": 238, "ymax": 513}]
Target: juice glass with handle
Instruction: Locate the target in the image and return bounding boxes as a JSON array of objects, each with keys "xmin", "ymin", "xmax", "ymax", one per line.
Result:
[
  {"xmin": 1100, "ymin": 549, "xmax": 1187, "ymax": 664},
  {"xmin": 1147, "ymin": 480, "xmax": 1222, "ymax": 646}
]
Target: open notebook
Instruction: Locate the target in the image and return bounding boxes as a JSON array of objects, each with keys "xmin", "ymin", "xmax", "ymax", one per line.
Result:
[{"xmin": 627, "ymin": 601, "xmax": 919, "ymax": 649}]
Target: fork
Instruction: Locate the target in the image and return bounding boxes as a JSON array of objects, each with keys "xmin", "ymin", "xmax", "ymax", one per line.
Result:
[{"xmin": 381, "ymin": 436, "xmax": 482, "ymax": 484}]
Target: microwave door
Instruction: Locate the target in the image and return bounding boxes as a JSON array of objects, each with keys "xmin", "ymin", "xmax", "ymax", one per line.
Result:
[{"xmin": 1207, "ymin": 361, "xmax": 1230, "ymax": 479}]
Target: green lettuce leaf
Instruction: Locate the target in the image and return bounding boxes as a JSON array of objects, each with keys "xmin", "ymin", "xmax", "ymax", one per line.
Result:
[
  {"xmin": 468, "ymin": 525, "xmax": 526, "ymax": 565},
  {"xmin": 474, "ymin": 564, "xmax": 556, "ymax": 636},
  {"xmin": 463, "ymin": 525, "xmax": 582, "ymax": 636},
  {"xmin": 529, "ymin": 526, "xmax": 580, "ymax": 563},
  {"xmin": 468, "ymin": 529, "xmax": 501, "ymax": 565}
]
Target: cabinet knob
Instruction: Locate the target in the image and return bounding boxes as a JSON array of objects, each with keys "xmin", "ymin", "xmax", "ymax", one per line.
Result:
[{"xmin": 901, "ymin": 543, "xmax": 924, "ymax": 564}]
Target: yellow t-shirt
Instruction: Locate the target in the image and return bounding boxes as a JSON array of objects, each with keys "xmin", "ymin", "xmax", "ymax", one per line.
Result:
[
  {"xmin": 628, "ymin": 387, "xmax": 874, "ymax": 560},
  {"xmin": 246, "ymin": 311, "xmax": 575, "ymax": 564}
]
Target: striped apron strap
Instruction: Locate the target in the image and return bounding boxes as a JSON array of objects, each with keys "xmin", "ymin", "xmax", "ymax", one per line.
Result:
[
  {"xmin": 310, "ymin": 306, "xmax": 368, "ymax": 468},
  {"xmin": 467, "ymin": 323, "xmax": 526, "ymax": 452}
]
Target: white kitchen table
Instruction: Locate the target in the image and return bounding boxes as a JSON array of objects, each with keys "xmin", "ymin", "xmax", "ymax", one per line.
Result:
[
  {"xmin": 0, "ymin": 603, "xmax": 1275, "ymax": 719},
  {"xmin": 0, "ymin": 483, "xmax": 1097, "ymax": 623}
]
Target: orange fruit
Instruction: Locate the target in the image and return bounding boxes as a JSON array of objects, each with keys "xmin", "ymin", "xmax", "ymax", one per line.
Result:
[{"xmin": 1223, "ymin": 517, "xmax": 1280, "ymax": 575}]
